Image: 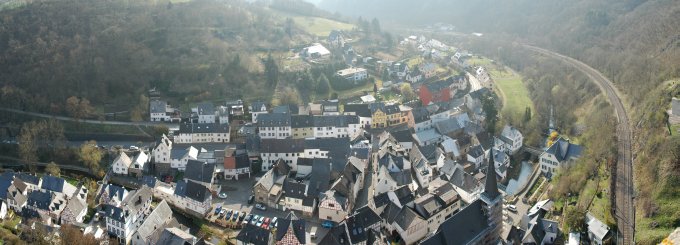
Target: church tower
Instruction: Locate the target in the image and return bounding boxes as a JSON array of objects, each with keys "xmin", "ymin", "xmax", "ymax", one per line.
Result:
[{"xmin": 481, "ymin": 149, "xmax": 503, "ymax": 244}]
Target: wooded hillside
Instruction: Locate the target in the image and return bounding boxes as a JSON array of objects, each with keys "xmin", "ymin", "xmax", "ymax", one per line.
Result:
[{"xmin": 0, "ymin": 0, "xmax": 312, "ymax": 114}]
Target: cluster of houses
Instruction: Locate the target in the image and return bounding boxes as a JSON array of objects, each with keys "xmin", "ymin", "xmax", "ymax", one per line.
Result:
[{"xmin": 0, "ymin": 173, "xmax": 89, "ymax": 226}]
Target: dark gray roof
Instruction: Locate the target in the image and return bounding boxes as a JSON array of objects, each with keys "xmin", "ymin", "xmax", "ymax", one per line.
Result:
[
  {"xmin": 276, "ymin": 218, "xmax": 306, "ymax": 243},
  {"xmin": 250, "ymin": 101, "xmax": 267, "ymax": 113},
  {"xmin": 178, "ymin": 123, "xmax": 229, "ymax": 134},
  {"xmin": 283, "ymin": 180, "xmax": 307, "ymax": 199},
  {"xmin": 309, "ymin": 158, "xmax": 332, "ymax": 196},
  {"xmin": 258, "ymin": 113, "xmax": 291, "ymax": 127},
  {"xmin": 468, "ymin": 145, "xmax": 485, "ymax": 158},
  {"xmin": 344, "ymin": 104, "xmax": 371, "ymax": 117},
  {"xmin": 101, "ymin": 204, "xmax": 125, "ymax": 222},
  {"xmin": 423, "ymin": 79, "xmax": 452, "ymax": 93},
  {"xmin": 322, "ymin": 100, "xmax": 339, "ymax": 112},
  {"xmin": 236, "ymin": 224, "xmax": 270, "ymax": 245},
  {"xmin": 273, "ymin": 105, "xmax": 291, "ymax": 114},
  {"xmin": 420, "ymin": 199, "xmax": 490, "ymax": 245},
  {"xmin": 373, "ymin": 192, "xmax": 390, "ymax": 208},
  {"xmin": 412, "ymin": 107, "xmax": 431, "ymax": 123},
  {"xmin": 468, "ymin": 87, "xmax": 490, "ymax": 100},
  {"xmin": 184, "ymin": 160, "xmax": 215, "ymax": 184},
  {"xmin": 196, "ymin": 102, "xmax": 215, "ymax": 115},
  {"xmin": 0, "ymin": 172, "xmax": 15, "ymax": 198},
  {"xmin": 173, "ymin": 180, "xmax": 187, "ymax": 197},
  {"xmin": 260, "ymin": 139, "xmax": 305, "ymax": 153},
  {"xmin": 291, "ymin": 115, "xmax": 314, "ymax": 128},
  {"xmin": 391, "ymin": 130, "xmax": 414, "ymax": 143},
  {"xmin": 319, "ymin": 223, "xmax": 350, "ymax": 245},
  {"xmin": 483, "ymin": 149, "xmax": 500, "ymax": 200},
  {"xmin": 136, "ymin": 200, "xmax": 173, "ymax": 241},
  {"xmin": 381, "ymin": 202, "xmax": 422, "ymax": 230},
  {"xmin": 434, "ymin": 118, "xmax": 463, "ymax": 135},
  {"xmin": 27, "ymin": 191, "xmax": 52, "ymax": 211},
  {"xmin": 143, "ymin": 176, "xmax": 157, "ymax": 188},
  {"xmin": 476, "ymin": 132, "xmax": 493, "ymax": 150},
  {"xmin": 16, "ymin": 172, "xmax": 39, "ymax": 185},
  {"xmin": 545, "ymin": 137, "xmax": 583, "ymax": 162},
  {"xmin": 155, "ymin": 228, "xmax": 196, "ymax": 245},
  {"xmin": 313, "ymin": 115, "xmax": 359, "ymax": 127},
  {"xmin": 184, "ymin": 180, "xmax": 211, "ymax": 202},
  {"xmin": 41, "ymin": 175, "xmax": 66, "ymax": 193},
  {"xmin": 393, "ymin": 185, "xmax": 415, "ymax": 205},
  {"xmin": 346, "ymin": 206, "xmax": 381, "ymax": 243},
  {"xmin": 390, "ymin": 170, "xmax": 413, "ymax": 187},
  {"xmin": 150, "ymin": 100, "xmax": 167, "ymax": 114},
  {"xmin": 105, "ymin": 184, "xmax": 127, "ymax": 203}
]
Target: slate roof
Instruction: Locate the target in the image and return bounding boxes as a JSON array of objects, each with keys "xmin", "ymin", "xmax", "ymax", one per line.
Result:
[
  {"xmin": 319, "ymin": 223, "xmax": 350, "ymax": 245},
  {"xmin": 412, "ymin": 107, "xmax": 431, "ymax": 124},
  {"xmin": 449, "ymin": 167, "xmax": 480, "ymax": 194},
  {"xmin": 382, "ymin": 202, "xmax": 423, "ymax": 230},
  {"xmin": 150, "ymin": 100, "xmax": 167, "ymax": 114},
  {"xmin": 424, "ymin": 79, "xmax": 452, "ymax": 92},
  {"xmin": 308, "ymin": 158, "xmax": 332, "ymax": 196},
  {"xmin": 250, "ymin": 101, "xmax": 267, "ymax": 113},
  {"xmin": 586, "ymin": 212, "xmax": 610, "ymax": 241},
  {"xmin": 391, "ymin": 130, "xmax": 414, "ymax": 143},
  {"xmin": 273, "ymin": 105, "xmax": 291, "ymax": 114},
  {"xmin": 184, "ymin": 160, "xmax": 215, "ymax": 184},
  {"xmin": 136, "ymin": 200, "xmax": 172, "ymax": 241},
  {"xmin": 143, "ymin": 176, "xmax": 157, "ymax": 188},
  {"xmin": 196, "ymin": 102, "xmax": 215, "ymax": 115},
  {"xmin": 468, "ymin": 87, "xmax": 490, "ymax": 100},
  {"xmin": 389, "ymin": 170, "xmax": 413, "ymax": 187},
  {"xmin": 344, "ymin": 104, "xmax": 371, "ymax": 118},
  {"xmin": 476, "ymin": 132, "xmax": 494, "ymax": 150},
  {"xmin": 101, "ymin": 204, "xmax": 125, "ymax": 222},
  {"xmin": 291, "ymin": 115, "xmax": 314, "ymax": 128},
  {"xmin": 393, "ymin": 185, "xmax": 416, "ymax": 205},
  {"xmin": 419, "ymin": 199, "xmax": 490, "ymax": 245},
  {"xmin": 27, "ymin": 191, "xmax": 52, "ymax": 211},
  {"xmin": 104, "ymin": 184, "xmax": 127, "ymax": 203},
  {"xmin": 184, "ymin": 180, "xmax": 211, "ymax": 203},
  {"xmin": 156, "ymin": 227, "xmax": 196, "ymax": 245},
  {"xmin": 16, "ymin": 172, "xmax": 39, "ymax": 185},
  {"xmin": 40, "ymin": 175, "xmax": 67, "ymax": 193},
  {"xmin": 178, "ymin": 123, "xmax": 229, "ymax": 134},
  {"xmin": 347, "ymin": 206, "xmax": 381, "ymax": 242},
  {"xmin": 276, "ymin": 216, "xmax": 306, "ymax": 243},
  {"xmin": 545, "ymin": 137, "xmax": 583, "ymax": 162},
  {"xmin": 257, "ymin": 113, "xmax": 291, "ymax": 127},
  {"xmin": 483, "ymin": 149, "xmax": 501, "ymax": 200},
  {"xmin": 236, "ymin": 224, "xmax": 270, "ymax": 245},
  {"xmin": 373, "ymin": 192, "xmax": 390, "ymax": 208},
  {"xmin": 282, "ymin": 180, "xmax": 307, "ymax": 199},
  {"xmin": 434, "ymin": 118, "xmax": 463, "ymax": 135},
  {"xmin": 313, "ymin": 115, "xmax": 358, "ymax": 127},
  {"xmin": 260, "ymin": 139, "xmax": 305, "ymax": 153},
  {"xmin": 0, "ymin": 172, "xmax": 15, "ymax": 198},
  {"xmin": 468, "ymin": 145, "xmax": 485, "ymax": 158}
]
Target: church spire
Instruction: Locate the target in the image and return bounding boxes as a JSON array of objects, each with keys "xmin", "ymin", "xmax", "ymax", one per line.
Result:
[{"xmin": 483, "ymin": 149, "xmax": 500, "ymax": 200}]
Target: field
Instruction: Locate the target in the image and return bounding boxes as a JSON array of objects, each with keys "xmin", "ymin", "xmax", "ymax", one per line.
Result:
[
  {"xmin": 466, "ymin": 56, "xmax": 493, "ymax": 66},
  {"xmin": 489, "ymin": 68, "xmax": 534, "ymax": 116},
  {"xmin": 291, "ymin": 16, "xmax": 354, "ymax": 36}
]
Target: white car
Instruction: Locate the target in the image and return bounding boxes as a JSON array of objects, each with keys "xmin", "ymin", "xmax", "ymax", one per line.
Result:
[
  {"xmin": 255, "ymin": 203, "xmax": 267, "ymax": 211},
  {"xmin": 255, "ymin": 216, "xmax": 265, "ymax": 227},
  {"xmin": 218, "ymin": 193, "xmax": 227, "ymax": 199},
  {"xmin": 507, "ymin": 205, "xmax": 517, "ymax": 212}
]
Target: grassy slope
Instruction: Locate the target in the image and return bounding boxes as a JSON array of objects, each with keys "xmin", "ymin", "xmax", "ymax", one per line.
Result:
[
  {"xmin": 269, "ymin": 9, "xmax": 354, "ymax": 37},
  {"xmin": 489, "ymin": 68, "xmax": 533, "ymax": 117}
]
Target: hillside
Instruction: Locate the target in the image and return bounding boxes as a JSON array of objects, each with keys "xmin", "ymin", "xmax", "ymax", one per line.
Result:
[
  {"xmin": 319, "ymin": 0, "xmax": 680, "ymax": 243},
  {"xmin": 0, "ymin": 0, "xmax": 317, "ymax": 115}
]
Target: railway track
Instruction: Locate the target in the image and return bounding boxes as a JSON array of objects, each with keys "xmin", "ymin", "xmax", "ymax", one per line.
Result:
[{"xmin": 523, "ymin": 45, "xmax": 635, "ymax": 244}]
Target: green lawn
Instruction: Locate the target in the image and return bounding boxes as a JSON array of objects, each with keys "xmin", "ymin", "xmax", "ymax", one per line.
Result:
[
  {"xmin": 671, "ymin": 123, "xmax": 680, "ymax": 136},
  {"xmin": 291, "ymin": 16, "xmax": 354, "ymax": 36},
  {"xmin": 578, "ymin": 163, "xmax": 615, "ymax": 226},
  {"xmin": 466, "ymin": 57, "xmax": 493, "ymax": 66},
  {"xmin": 490, "ymin": 69, "xmax": 534, "ymax": 116},
  {"xmin": 636, "ymin": 196, "xmax": 680, "ymax": 244}
]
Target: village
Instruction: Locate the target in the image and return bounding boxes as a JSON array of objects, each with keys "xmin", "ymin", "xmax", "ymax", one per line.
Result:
[{"xmin": 0, "ymin": 29, "xmax": 613, "ymax": 245}]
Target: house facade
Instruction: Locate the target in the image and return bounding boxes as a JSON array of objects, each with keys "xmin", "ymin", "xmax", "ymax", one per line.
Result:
[
  {"xmin": 258, "ymin": 113, "xmax": 292, "ymax": 139},
  {"xmin": 539, "ymin": 137, "xmax": 583, "ymax": 174},
  {"xmin": 175, "ymin": 123, "xmax": 230, "ymax": 144}
]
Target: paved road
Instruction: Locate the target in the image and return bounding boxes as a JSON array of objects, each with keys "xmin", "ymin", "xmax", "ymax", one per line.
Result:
[
  {"xmin": 0, "ymin": 107, "xmax": 179, "ymax": 129},
  {"xmin": 523, "ymin": 45, "xmax": 635, "ymax": 244},
  {"xmin": 467, "ymin": 72, "xmax": 483, "ymax": 92}
]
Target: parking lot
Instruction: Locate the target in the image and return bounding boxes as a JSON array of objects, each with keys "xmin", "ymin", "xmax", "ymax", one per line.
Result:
[{"xmin": 209, "ymin": 175, "xmax": 329, "ymax": 244}]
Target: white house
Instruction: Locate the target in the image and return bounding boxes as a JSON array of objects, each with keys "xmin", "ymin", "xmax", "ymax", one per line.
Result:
[
  {"xmin": 216, "ymin": 105, "xmax": 229, "ymax": 124},
  {"xmin": 539, "ymin": 137, "xmax": 583, "ymax": 175},
  {"xmin": 112, "ymin": 152, "xmax": 132, "ymax": 175},
  {"xmin": 170, "ymin": 146, "xmax": 199, "ymax": 171},
  {"xmin": 586, "ymin": 212, "xmax": 611, "ymax": 245},
  {"xmin": 175, "ymin": 123, "xmax": 230, "ymax": 144},
  {"xmin": 336, "ymin": 67, "xmax": 368, "ymax": 82},
  {"xmin": 102, "ymin": 187, "xmax": 153, "ymax": 244},
  {"xmin": 153, "ymin": 134, "xmax": 172, "ymax": 164},
  {"xmin": 495, "ymin": 125, "xmax": 523, "ymax": 154},
  {"xmin": 195, "ymin": 103, "xmax": 216, "ymax": 124},
  {"xmin": 312, "ymin": 115, "xmax": 361, "ymax": 139},
  {"xmin": 129, "ymin": 199, "xmax": 173, "ymax": 245},
  {"xmin": 249, "ymin": 102, "xmax": 268, "ymax": 123},
  {"xmin": 149, "ymin": 100, "xmax": 170, "ymax": 122},
  {"xmin": 318, "ymin": 190, "xmax": 348, "ymax": 223},
  {"xmin": 259, "ymin": 139, "xmax": 304, "ymax": 172},
  {"xmin": 258, "ymin": 113, "xmax": 291, "ymax": 139}
]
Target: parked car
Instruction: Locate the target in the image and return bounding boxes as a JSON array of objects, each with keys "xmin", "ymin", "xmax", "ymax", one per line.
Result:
[
  {"xmin": 248, "ymin": 195, "xmax": 255, "ymax": 204},
  {"xmin": 214, "ymin": 205, "xmax": 222, "ymax": 215},
  {"xmin": 507, "ymin": 205, "xmax": 517, "ymax": 212},
  {"xmin": 243, "ymin": 214, "xmax": 253, "ymax": 224},
  {"xmin": 322, "ymin": 220, "xmax": 334, "ymax": 229},
  {"xmin": 251, "ymin": 215, "xmax": 260, "ymax": 225},
  {"xmin": 271, "ymin": 217, "xmax": 278, "ymax": 227},
  {"xmin": 310, "ymin": 226, "xmax": 318, "ymax": 239},
  {"xmin": 255, "ymin": 217, "xmax": 265, "ymax": 227},
  {"xmin": 218, "ymin": 193, "xmax": 228, "ymax": 199},
  {"xmin": 225, "ymin": 209, "xmax": 233, "ymax": 220},
  {"xmin": 263, "ymin": 218, "xmax": 271, "ymax": 228},
  {"xmin": 232, "ymin": 211, "xmax": 240, "ymax": 222},
  {"xmin": 239, "ymin": 212, "xmax": 247, "ymax": 222},
  {"xmin": 255, "ymin": 203, "xmax": 267, "ymax": 211}
]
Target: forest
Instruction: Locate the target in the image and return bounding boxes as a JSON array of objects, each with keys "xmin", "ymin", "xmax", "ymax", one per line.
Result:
[{"xmin": 0, "ymin": 0, "xmax": 316, "ymax": 116}]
